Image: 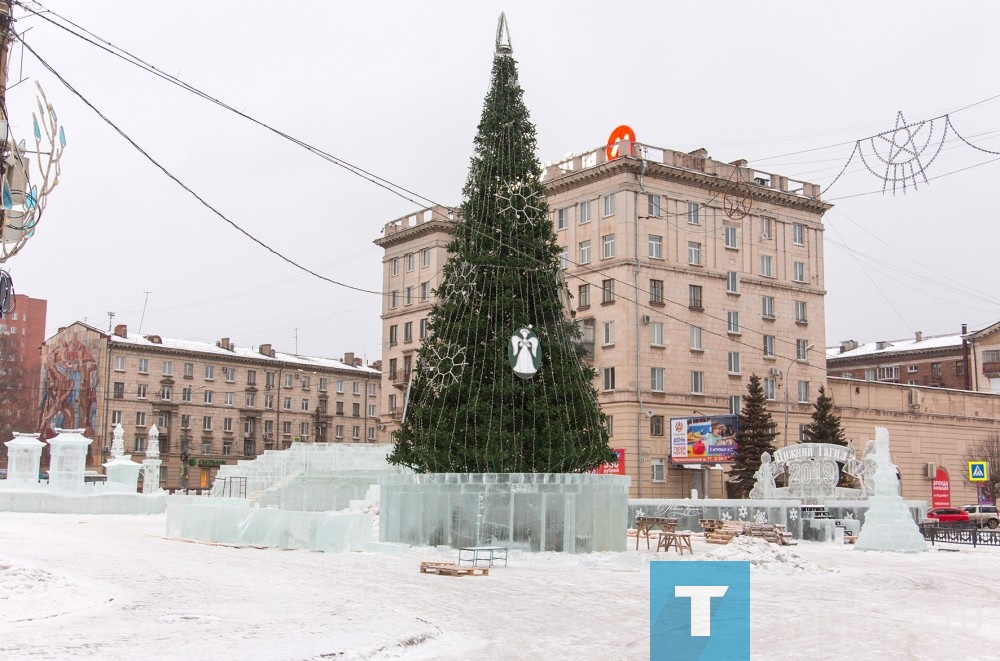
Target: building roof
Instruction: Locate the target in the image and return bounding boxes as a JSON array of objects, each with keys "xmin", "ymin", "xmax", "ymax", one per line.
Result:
[{"xmin": 826, "ymin": 333, "xmax": 962, "ymax": 361}]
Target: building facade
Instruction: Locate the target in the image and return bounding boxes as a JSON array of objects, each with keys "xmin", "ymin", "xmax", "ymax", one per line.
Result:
[
  {"xmin": 38, "ymin": 322, "xmax": 382, "ymax": 490},
  {"xmin": 374, "ymin": 138, "xmax": 832, "ymax": 498},
  {"xmin": 0, "ymin": 294, "xmax": 47, "ymax": 463}
]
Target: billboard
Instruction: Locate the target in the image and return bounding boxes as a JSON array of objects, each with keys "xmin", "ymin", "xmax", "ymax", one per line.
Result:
[
  {"xmin": 670, "ymin": 415, "xmax": 739, "ymax": 465},
  {"xmin": 591, "ymin": 448, "xmax": 626, "ymax": 475}
]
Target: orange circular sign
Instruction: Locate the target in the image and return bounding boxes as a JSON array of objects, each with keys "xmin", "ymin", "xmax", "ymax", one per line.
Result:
[{"xmin": 606, "ymin": 125, "xmax": 636, "ymax": 160}]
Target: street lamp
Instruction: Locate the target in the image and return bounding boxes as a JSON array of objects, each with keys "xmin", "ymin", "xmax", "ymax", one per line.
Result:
[{"xmin": 784, "ymin": 344, "xmax": 815, "ymax": 444}]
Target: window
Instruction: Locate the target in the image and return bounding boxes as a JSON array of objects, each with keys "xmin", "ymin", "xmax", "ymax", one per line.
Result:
[
  {"xmin": 137, "ymin": 384, "xmax": 148, "ymax": 399},
  {"xmin": 729, "ymin": 395, "xmax": 742, "ymax": 416},
  {"xmin": 283, "ymin": 421, "xmax": 292, "ymax": 435},
  {"xmin": 793, "ymin": 261, "xmax": 806, "ymax": 283},
  {"xmin": 405, "ymin": 286, "xmax": 413, "ymax": 305},
  {"xmin": 161, "ymin": 385, "xmax": 172, "ymax": 401},
  {"xmin": 284, "ymin": 374, "xmax": 293, "ymax": 388},
  {"xmin": 135, "ymin": 412, "xmax": 146, "ymax": 427},
  {"xmin": 865, "ymin": 369, "xmax": 876, "ymax": 382},
  {"xmin": 246, "ymin": 392, "xmax": 256, "ymax": 407},
  {"xmin": 404, "ymin": 321, "xmax": 413, "ymax": 343},
  {"xmin": 763, "ymin": 335, "xmax": 775, "ymax": 357},
  {"xmin": 726, "ymin": 271, "xmax": 739, "ymax": 294},
  {"xmin": 796, "ymin": 339, "xmax": 810, "ymax": 360},
  {"xmin": 602, "ymin": 321, "xmax": 614, "ymax": 346},
  {"xmin": 688, "ymin": 241, "xmax": 701, "ymax": 265},
  {"xmin": 336, "ymin": 380, "xmax": 345, "ymax": 393},
  {"xmin": 111, "ymin": 410, "xmax": 122, "ymax": 425},
  {"xmin": 724, "ymin": 226, "xmax": 738, "ymax": 249},
  {"xmin": 556, "ymin": 207, "xmax": 568, "ymax": 230},
  {"xmin": 606, "ymin": 416, "xmax": 614, "ymax": 436},
  {"xmin": 799, "ymin": 424, "xmax": 810, "ymax": 442},
  {"xmin": 579, "ymin": 200, "xmax": 591, "ymax": 224},
  {"xmin": 647, "ymin": 194, "xmax": 661, "ymax": 217},
  {"xmin": 578, "ymin": 284, "xmax": 590, "ymax": 308},
  {"xmin": 181, "ymin": 414, "xmax": 191, "ymax": 429},
  {"xmin": 405, "ymin": 252, "xmax": 415, "ymax": 272},
  {"xmin": 798, "ymin": 380, "xmax": 809, "ymax": 403},
  {"xmin": 648, "ymin": 234, "xmax": 662, "ymax": 259},
  {"xmin": 390, "ymin": 290, "xmax": 398, "ymax": 309},
  {"xmin": 907, "ymin": 365, "xmax": 919, "ymax": 373},
  {"xmin": 985, "ymin": 350, "xmax": 1000, "ymax": 362},
  {"xmin": 163, "ymin": 360, "xmax": 173, "ymax": 376},
  {"xmin": 578, "ymin": 240, "xmax": 591, "ymax": 264},
  {"xmin": 651, "ymin": 458, "xmax": 665, "ymax": 483},
  {"xmin": 203, "ymin": 416, "xmax": 213, "ymax": 431},
  {"xmin": 182, "ymin": 387, "xmax": 192, "ymax": 402},
  {"xmin": 184, "ymin": 362, "xmax": 194, "ymax": 378},
  {"xmin": 793, "ymin": 223, "xmax": 805, "ymax": 245},
  {"xmin": 419, "ymin": 318, "xmax": 429, "ymax": 340},
  {"xmin": 764, "ymin": 377, "xmax": 777, "ymax": 400},
  {"xmin": 761, "ymin": 217, "xmax": 772, "ymax": 239},
  {"xmin": 762, "ymin": 296, "xmax": 775, "ymax": 319},
  {"xmin": 795, "ymin": 301, "xmax": 807, "ymax": 323},
  {"xmin": 760, "ymin": 255, "xmax": 773, "ymax": 277},
  {"xmin": 113, "ymin": 382, "xmax": 125, "ymax": 398},
  {"xmin": 135, "ymin": 436, "xmax": 147, "ymax": 453},
  {"xmin": 601, "ymin": 279, "xmax": 615, "ymax": 303},
  {"xmin": 421, "ymin": 248, "xmax": 431, "ymax": 267},
  {"xmin": 319, "ymin": 377, "xmax": 328, "ymax": 391},
  {"xmin": 727, "ymin": 311, "xmax": 740, "ymax": 334},
  {"xmin": 114, "ymin": 355, "xmax": 125, "ymax": 371},
  {"xmin": 650, "ymin": 415, "xmax": 665, "ymax": 436},
  {"xmin": 390, "ymin": 257, "xmax": 399, "ymax": 276},
  {"xmin": 931, "ymin": 362, "xmax": 943, "ymax": 377},
  {"xmin": 650, "ymin": 322, "xmax": 664, "ymax": 346},
  {"xmin": 649, "ymin": 279, "xmax": 664, "ymax": 304},
  {"xmin": 389, "ymin": 325, "xmax": 398, "ymax": 346},
  {"xmin": 559, "ymin": 248, "xmax": 568, "ymax": 269},
  {"xmin": 223, "ymin": 442, "xmax": 232, "ymax": 456},
  {"xmin": 224, "ymin": 392, "xmax": 234, "ymax": 406},
  {"xmin": 203, "ymin": 390, "xmax": 213, "ymax": 404},
  {"xmin": 957, "ymin": 361, "xmax": 966, "ymax": 376},
  {"xmin": 205, "ymin": 365, "xmax": 215, "ymax": 380},
  {"xmin": 602, "ymin": 234, "xmax": 615, "ymax": 259},
  {"xmin": 353, "ymin": 381, "xmax": 361, "ymax": 395},
  {"xmin": 283, "ymin": 397, "xmax": 292, "ymax": 410},
  {"xmin": 420, "ymin": 281, "xmax": 430, "ymax": 302},
  {"xmin": 352, "ymin": 402, "xmax": 361, "ymax": 417},
  {"xmin": 247, "ymin": 369, "xmax": 256, "ymax": 385},
  {"xmin": 264, "ymin": 395, "xmax": 274, "ymax": 409},
  {"xmin": 299, "ymin": 399, "xmax": 308, "ymax": 412},
  {"xmin": 728, "ymin": 351, "xmax": 741, "ymax": 374},
  {"xmin": 224, "ymin": 417, "xmax": 234, "ymax": 432},
  {"xmin": 688, "ymin": 202, "xmax": 700, "ymax": 224},
  {"xmin": 335, "ymin": 424, "xmax": 344, "ymax": 439},
  {"xmin": 602, "ymin": 367, "xmax": 616, "ymax": 391},
  {"xmin": 691, "ymin": 371, "xmax": 705, "ymax": 394},
  {"xmin": 368, "ymin": 403, "xmax": 377, "ymax": 417},
  {"xmin": 352, "ymin": 426, "xmax": 361, "ymax": 440},
  {"xmin": 138, "ymin": 358, "xmax": 149, "ymax": 374},
  {"xmin": 651, "ymin": 368, "xmax": 664, "ymax": 392},
  {"xmin": 602, "ymin": 193, "xmax": 615, "ymax": 216},
  {"xmin": 689, "ymin": 285, "xmax": 703, "ymax": 309},
  {"xmin": 265, "ymin": 372, "xmax": 275, "ymax": 388},
  {"xmin": 690, "ymin": 326, "xmax": 703, "ymax": 351}
]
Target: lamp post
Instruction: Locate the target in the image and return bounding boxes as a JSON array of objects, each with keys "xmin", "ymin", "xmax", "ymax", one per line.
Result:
[{"xmin": 783, "ymin": 344, "xmax": 814, "ymax": 444}]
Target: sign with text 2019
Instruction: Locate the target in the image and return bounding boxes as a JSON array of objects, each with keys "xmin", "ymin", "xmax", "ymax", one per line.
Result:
[{"xmin": 650, "ymin": 562, "xmax": 750, "ymax": 661}]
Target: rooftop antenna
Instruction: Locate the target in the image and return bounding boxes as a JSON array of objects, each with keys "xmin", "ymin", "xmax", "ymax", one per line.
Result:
[
  {"xmin": 107, "ymin": 311, "xmax": 115, "ymax": 332},
  {"xmin": 294, "ymin": 327, "xmax": 299, "ymax": 355},
  {"xmin": 495, "ymin": 12, "xmax": 512, "ymax": 54},
  {"xmin": 138, "ymin": 291, "xmax": 151, "ymax": 333}
]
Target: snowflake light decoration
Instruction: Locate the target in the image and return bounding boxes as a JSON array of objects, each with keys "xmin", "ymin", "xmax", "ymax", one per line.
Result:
[
  {"xmin": 440, "ymin": 262, "xmax": 477, "ymax": 304},
  {"xmin": 844, "ymin": 511, "xmax": 855, "ymax": 520},
  {"xmin": 721, "ymin": 512, "xmax": 733, "ymax": 522},
  {"xmin": 753, "ymin": 510, "xmax": 767, "ymax": 525},
  {"xmin": 738, "ymin": 505, "xmax": 749, "ymax": 520},
  {"xmin": 420, "ymin": 343, "xmax": 468, "ymax": 392},
  {"xmin": 496, "ymin": 180, "xmax": 543, "ymax": 226},
  {"xmin": 788, "ymin": 509, "xmax": 799, "ymax": 522}
]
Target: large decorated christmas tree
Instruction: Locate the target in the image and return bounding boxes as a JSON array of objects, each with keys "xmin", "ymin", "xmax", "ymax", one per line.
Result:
[{"xmin": 389, "ymin": 16, "xmax": 613, "ymax": 474}]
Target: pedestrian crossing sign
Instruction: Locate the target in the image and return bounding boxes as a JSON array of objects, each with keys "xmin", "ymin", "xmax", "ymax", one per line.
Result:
[{"xmin": 969, "ymin": 461, "xmax": 989, "ymax": 482}]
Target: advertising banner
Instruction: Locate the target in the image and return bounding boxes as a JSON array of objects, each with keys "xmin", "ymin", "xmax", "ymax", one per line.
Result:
[
  {"xmin": 931, "ymin": 467, "xmax": 950, "ymax": 508},
  {"xmin": 670, "ymin": 415, "xmax": 738, "ymax": 465},
  {"xmin": 591, "ymin": 448, "xmax": 626, "ymax": 475}
]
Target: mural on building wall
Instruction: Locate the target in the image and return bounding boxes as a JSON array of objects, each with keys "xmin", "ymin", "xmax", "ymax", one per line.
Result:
[{"xmin": 38, "ymin": 331, "xmax": 102, "ymax": 439}]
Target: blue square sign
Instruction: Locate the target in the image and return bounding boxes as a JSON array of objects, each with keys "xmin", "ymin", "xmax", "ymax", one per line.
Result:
[{"xmin": 650, "ymin": 561, "xmax": 750, "ymax": 661}]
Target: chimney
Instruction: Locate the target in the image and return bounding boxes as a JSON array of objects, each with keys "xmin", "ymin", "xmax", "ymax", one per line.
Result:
[
  {"xmin": 914, "ymin": 331, "xmax": 922, "ymax": 343},
  {"xmin": 114, "ymin": 324, "xmax": 128, "ymax": 338},
  {"xmin": 218, "ymin": 337, "xmax": 232, "ymax": 351},
  {"xmin": 259, "ymin": 343, "xmax": 274, "ymax": 357},
  {"xmin": 344, "ymin": 352, "xmax": 355, "ymax": 366},
  {"xmin": 961, "ymin": 323, "xmax": 968, "ymax": 336},
  {"xmin": 354, "ymin": 358, "xmax": 363, "ymax": 367},
  {"xmin": 839, "ymin": 340, "xmax": 858, "ymax": 354}
]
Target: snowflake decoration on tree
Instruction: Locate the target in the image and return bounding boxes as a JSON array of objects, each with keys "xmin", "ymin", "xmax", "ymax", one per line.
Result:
[
  {"xmin": 496, "ymin": 180, "xmax": 543, "ymax": 226},
  {"xmin": 753, "ymin": 510, "xmax": 768, "ymax": 525},
  {"xmin": 420, "ymin": 343, "xmax": 468, "ymax": 393},
  {"xmin": 440, "ymin": 262, "xmax": 478, "ymax": 304},
  {"xmin": 738, "ymin": 505, "xmax": 749, "ymax": 520},
  {"xmin": 844, "ymin": 511, "xmax": 855, "ymax": 520},
  {"xmin": 788, "ymin": 509, "xmax": 799, "ymax": 522},
  {"xmin": 721, "ymin": 511, "xmax": 733, "ymax": 522}
]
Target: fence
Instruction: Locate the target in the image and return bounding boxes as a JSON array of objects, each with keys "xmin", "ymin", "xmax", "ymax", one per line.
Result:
[{"xmin": 919, "ymin": 522, "xmax": 1000, "ymax": 547}]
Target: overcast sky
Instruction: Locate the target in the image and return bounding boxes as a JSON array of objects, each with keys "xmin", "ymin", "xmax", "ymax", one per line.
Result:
[{"xmin": 5, "ymin": 1, "xmax": 1000, "ymax": 361}]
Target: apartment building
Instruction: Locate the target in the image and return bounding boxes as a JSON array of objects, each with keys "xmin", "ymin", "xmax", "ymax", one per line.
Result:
[
  {"xmin": 374, "ymin": 137, "xmax": 832, "ymax": 498},
  {"xmin": 38, "ymin": 322, "xmax": 382, "ymax": 490},
  {"xmin": 0, "ymin": 294, "xmax": 46, "ymax": 457},
  {"xmin": 0, "ymin": 293, "xmax": 47, "ymax": 385}
]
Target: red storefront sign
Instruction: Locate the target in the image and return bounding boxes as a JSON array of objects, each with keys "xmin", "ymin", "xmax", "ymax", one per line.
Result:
[
  {"xmin": 931, "ymin": 467, "xmax": 950, "ymax": 508},
  {"xmin": 592, "ymin": 448, "xmax": 626, "ymax": 475}
]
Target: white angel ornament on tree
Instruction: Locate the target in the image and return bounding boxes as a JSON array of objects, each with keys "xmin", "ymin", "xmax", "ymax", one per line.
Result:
[{"xmin": 508, "ymin": 326, "xmax": 540, "ymax": 379}]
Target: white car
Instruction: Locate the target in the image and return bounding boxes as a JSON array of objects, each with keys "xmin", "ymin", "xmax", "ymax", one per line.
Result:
[{"xmin": 961, "ymin": 505, "xmax": 1000, "ymax": 529}]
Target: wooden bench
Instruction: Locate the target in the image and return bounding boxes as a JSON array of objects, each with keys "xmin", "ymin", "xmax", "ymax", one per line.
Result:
[
  {"xmin": 657, "ymin": 531, "xmax": 694, "ymax": 555},
  {"xmin": 420, "ymin": 561, "xmax": 489, "ymax": 577}
]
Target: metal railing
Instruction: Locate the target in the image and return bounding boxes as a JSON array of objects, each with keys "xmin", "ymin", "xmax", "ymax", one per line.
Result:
[{"xmin": 920, "ymin": 522, "xmax": 1000, "ymax": 547}]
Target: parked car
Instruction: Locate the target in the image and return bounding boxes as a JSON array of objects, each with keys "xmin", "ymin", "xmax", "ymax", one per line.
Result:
[
  {"xmin": 961, "ymin": 505, "xmax": 1000, "ymax": 529},
  {"xmin": 924, "ymin": 508, "xmax": 970, "ymax": 524}
]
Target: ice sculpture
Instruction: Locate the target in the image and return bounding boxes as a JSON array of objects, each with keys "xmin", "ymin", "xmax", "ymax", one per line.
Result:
[
  {"xmin": 46, "ymin": 428, "xmax": 92, "ymax": 493},
  {"xmin": 142, "ymin": 425, "xmax": 162, "ymax": 494},
  {"xmin": 104, "ymin": 424, "xmax": 142, "ymax": 491},
  {"xmin": 3, "ymin": 432, "xmax": 44, "ymax": 486},
  {"xmin": 854, "ymin": 427, "xmax": 927, "ymax": 552}
]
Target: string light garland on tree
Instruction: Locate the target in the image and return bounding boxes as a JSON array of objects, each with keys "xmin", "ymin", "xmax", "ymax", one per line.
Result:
[{"xmin": 389, "ymin": 13, "xmax": 614, "ymax": 474}]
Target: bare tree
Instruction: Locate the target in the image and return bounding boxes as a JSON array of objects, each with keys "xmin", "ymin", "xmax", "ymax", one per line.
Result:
[{"xmin": 963, "ymin": 433, "xmax": 1000, "ymax": 504}]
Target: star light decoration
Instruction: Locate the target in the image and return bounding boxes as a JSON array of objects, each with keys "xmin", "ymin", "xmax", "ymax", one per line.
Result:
[
  {"xmin": 420, "ymin": 342, "xmax": 468, "ymax": 393},
  {"xmin": 495, "ymin": 181, "xmax": 543, "ymax": 226}
]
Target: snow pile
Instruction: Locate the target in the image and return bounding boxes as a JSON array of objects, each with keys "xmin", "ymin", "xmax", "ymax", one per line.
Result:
[
  {"xmin": 701, "ymin": 537, "xmax": 835, "ymax": 574},
  {"xmin": 0, "ymin": 556, "xmax": 106, "ymax": 623}
]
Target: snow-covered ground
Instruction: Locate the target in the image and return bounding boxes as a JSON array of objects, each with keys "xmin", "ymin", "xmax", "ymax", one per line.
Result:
[{"xmin": 2, "ymin": 512, "xmax": 999, "ymax": 660}]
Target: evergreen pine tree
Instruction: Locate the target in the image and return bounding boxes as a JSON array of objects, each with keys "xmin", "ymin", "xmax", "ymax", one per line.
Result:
[
  {"xmin": 803, "ymin": 386, "xmax": 846, "ymax": 445},
  {"xmin": 389, "ymin": 19, "xmax": 613, "ymax": 474},
  {"xmin": 730, "ymin": 374, "xmax": 777, "ymax": 497}
]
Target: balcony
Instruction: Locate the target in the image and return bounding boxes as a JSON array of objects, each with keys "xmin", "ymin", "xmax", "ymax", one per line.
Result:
[
  {"xmin": 390, "ymin": 407, "xmax": 403, "ymax": 420},
  {"xmin": 392, "ymin": 370, "xmax": 412, "ymax": 390}
]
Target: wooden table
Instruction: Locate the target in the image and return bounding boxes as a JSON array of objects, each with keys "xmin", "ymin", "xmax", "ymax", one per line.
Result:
[
  {"xmin": 635, "ymin": 517, "xmax": 678, "ymax": 549},
  {"xmin": 657, "ymin": 531, "xmax": 693, "ymax": 555}
]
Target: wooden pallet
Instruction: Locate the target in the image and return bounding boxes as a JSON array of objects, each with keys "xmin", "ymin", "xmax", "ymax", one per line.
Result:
[
  {"xmin": 844, "ymin": 535, "xmax": 857, "ymax": 545},
  {"xmin": 706, "ymin": 531, "xmax": 739, "ymax": 545},
  {"xmin": 420, "ymin": 562, "xmax": 489, "ymax": 577}
]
